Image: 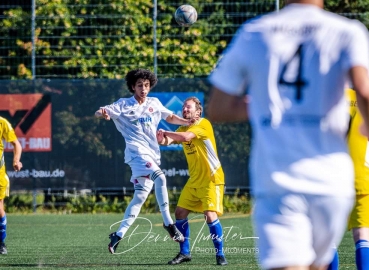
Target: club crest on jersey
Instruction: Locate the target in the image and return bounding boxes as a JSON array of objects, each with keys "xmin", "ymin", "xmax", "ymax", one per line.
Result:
[
  {"xmin": 148, "ymin": 107, "xmax": 153, "ymax": 113},
  {"xmin": 145, "ymin": 162, "xmax": 152, "ymax": 168}
]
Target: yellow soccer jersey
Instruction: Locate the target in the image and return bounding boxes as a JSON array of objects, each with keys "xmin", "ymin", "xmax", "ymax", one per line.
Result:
[
  {"xmin": 0, "ymin": 117, "xmax": 18, "ymax": 158},
  {"xmin": 176, "ymin": 118, "xmax": 224, "ymax": 188},
  {"xmin": 346, "ymin": 89, "xmax": 369, "ymax": 194}
]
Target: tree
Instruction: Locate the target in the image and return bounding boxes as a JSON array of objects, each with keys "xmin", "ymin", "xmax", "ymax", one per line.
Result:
[{"xmin": 1, "ymin": 0, "xmax": 369, "ymax": 189}]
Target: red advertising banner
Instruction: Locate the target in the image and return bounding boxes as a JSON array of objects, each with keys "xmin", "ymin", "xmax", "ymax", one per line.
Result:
[{"xmin": 0, "ymin": 94, "xmax": 51, "ymax": 152}]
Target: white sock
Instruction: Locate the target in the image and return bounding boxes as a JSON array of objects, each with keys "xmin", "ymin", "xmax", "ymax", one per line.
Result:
[
  {"xmin": 116, "ymin": 188, "xmax": 149, "ymax": 238},
  {"xmin": 152, "ymin": 170, "xmax": 173, "ymax": 226}
]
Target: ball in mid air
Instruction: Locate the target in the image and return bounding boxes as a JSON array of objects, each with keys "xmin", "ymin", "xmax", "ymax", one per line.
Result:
[{"xmin": 174, "ymin": 5, "xmax": 197, "ymax": 27}]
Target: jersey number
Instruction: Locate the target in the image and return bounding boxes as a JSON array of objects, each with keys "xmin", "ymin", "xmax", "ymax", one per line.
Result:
[{"xmin": 279, "ymin": 44, "xmax": 307, "ymax": 101}]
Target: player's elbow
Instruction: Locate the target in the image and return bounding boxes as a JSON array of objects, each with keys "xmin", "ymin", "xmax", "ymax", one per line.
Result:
[
  {"xmin": 183, "ymin": 136, "xmax": 192, "ymax": 142},
  {"xmin": 357, "ymin": 83, "xmax": 369, "ymax": 101},
  {"xmin": 10, "ymin": 140, "xmax": 22, "ymax": 151},
  {"xmin": 206, "ymin": 86, "xmax": 232, "ymax": 122},
  {"xmin": 181, "ymin": 132, "xmax": 196, "ymax": 142},
  {"xmin": 166, "ymin": 115, "xmax": 177, "ymax": 124},
  {"xmin": 350, "ymin": 66, "xmax": 369, "ymax": 99}
]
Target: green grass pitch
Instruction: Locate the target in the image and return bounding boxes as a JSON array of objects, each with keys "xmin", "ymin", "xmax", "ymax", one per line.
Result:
[{"xmin": 0, "ymin": 213, "xmax": 356, "ymax": 269}]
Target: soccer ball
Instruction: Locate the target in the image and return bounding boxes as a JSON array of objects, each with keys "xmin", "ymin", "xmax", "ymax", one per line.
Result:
[{"xmin": 174, "ymin": 5, "xmax": 197, "ymax": 27}]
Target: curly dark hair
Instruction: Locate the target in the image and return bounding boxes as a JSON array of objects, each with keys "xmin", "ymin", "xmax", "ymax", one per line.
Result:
[{"xmin": 125, "ymin": 69, "xmax": 158, "ymax": 93}]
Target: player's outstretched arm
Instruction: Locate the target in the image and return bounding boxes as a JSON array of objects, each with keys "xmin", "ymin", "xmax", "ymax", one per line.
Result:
[
  {"xmin": 207, "ymin": 87, "xmax": 248, "ymax": 123},
  {"xmin": 163, "ymin": 130, "xmax": 196, "ymax": 143},
  {"xmin": 157, "ymin": 129, "xmax": 175, "ymax": 145},
  {"xmin": 10, "ymin": 139, "xmax": 22, "ymax": 172},
  {"xmin": 350, "ymin": 66, "xmax": 369, "ymax": 137},
  {"xmin": 95, "ymin": 108, "xmax": 111, "ymax": 120},
  {"xmin": 165, "ymin": 114, "xmax": 191, "ymax": 126}
]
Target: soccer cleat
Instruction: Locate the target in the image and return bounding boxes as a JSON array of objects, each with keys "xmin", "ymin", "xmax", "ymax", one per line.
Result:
[
  {"xmin": 216, "ymin": 255, "xmax": 228, "ymax": 266},
  {"xmin": 168, "ymin": 252, "xmax": 192, "ymax": 265},
  {"xmin": 108, "ymin": 232, "xmax": 122, "ymax": 254},
  {"xmin": 0, "ymin": 242, "xmax": 7, "ymax": 255},
  {"xmin": 163, "ymin": 223, "xmax": 184, "ymax": 242}
]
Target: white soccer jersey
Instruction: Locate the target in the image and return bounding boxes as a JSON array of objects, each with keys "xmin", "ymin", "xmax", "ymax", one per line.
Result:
[
  {"xmin": 209, "ymin": 4, "xmax": 369, "ymax": 197},
  {"xmin": 101, "ymin": 96, "xmax": 173, "ymax": 164}
]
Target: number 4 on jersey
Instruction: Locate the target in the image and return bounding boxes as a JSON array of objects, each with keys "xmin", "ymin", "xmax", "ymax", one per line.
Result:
[{"xmin": 279, "ymin": 44, "xmax": 307, "ymax": 101}]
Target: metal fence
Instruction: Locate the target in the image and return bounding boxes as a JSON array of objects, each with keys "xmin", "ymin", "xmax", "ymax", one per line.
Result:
[
  {"xmin": 0, "ymin": 0, "xmax": 278, "ymax": 79},
  {"xmin": 1, "ymin": 2, "xmax": 369, "ymax": 80}
]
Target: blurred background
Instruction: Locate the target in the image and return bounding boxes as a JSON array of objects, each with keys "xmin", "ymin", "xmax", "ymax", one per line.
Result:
[{"xmin": 0, "ymin": 0, "xmax": 367, "ymax": 211}]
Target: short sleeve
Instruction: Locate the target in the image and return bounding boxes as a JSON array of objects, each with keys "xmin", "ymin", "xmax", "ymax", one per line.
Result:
[
  {"xmin": 155, "ymin": 99, "xmax": 173, "ymax": 120},
  {"xmin": 101, "ymin": 99, "xmax": 124, "ymax": 120},
  {"xmin": 344, "ymin": 21, "xmax": 369, "ymax": 71},
  {"xmin": 1, "ymin": 118, "xmax": 17, "ymax": 143},
  {"xmin": 187, "ymin": 125, "xmax": 207, "ymax": 140},
  {"xmin": 186, "ymin": 119, "xmax": 211, "ymax": 140}
]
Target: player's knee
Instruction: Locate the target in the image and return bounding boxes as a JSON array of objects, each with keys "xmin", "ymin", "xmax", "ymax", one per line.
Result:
[
  {"xmin": 133, "ymin": 189, "xmax": 150, "ymax": 205},
  {"xmin": 175, "ymin": 207, "xmax": 189, "ymax": 219},
  {"xmin": 151, "ymin": 170, "xmax": 166, "ymax": 186},
  {"xmin": 204, "ymin": 211, "xmax": 218, "ymax": 223},
  {"xmin": 0, "ymin": 200, "xmax": 5, "ymax": 217},
  {"xmin": 352, "ymin": 227, "xmax": 369, "ymax": 242}
]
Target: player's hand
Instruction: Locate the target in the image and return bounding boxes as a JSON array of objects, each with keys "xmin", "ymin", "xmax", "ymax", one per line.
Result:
[
  {"xmin": 157, "ymin": 129, "xmax": 165, "ymax": 143},
  {"xmin": 189, "ymin": 116, "xmax": 199, "ymax": 125},
  {"xmin": 13, "ymin": 160, "xmax": 22, "ymax": 172},
  {"xmin": 101, "ymin": 108, "xmax": 111, "ymax": 120}
]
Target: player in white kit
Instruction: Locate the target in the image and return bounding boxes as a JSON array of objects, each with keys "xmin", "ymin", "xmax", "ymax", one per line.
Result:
[
  {"xmin": 207, "ymin": 0, "xmax": 369, "ymax": 269},
  {"xmin": 95, "ymin": 69, "xmax": 189, "ymax": 254}
]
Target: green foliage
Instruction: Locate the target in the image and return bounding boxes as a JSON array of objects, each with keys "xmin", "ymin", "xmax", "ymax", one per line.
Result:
[
  {"xmin": 3, "ymin": 1, "xmax": 368, "ymax": 189},
  {"xmin": 6, "ymin": 190, "xmax": 252, "ymax": 214},
  {"xmin": 0, "ymin": 0, "xmax": 221, "ymax": 78},
  {"xmin": 223, "ymin": 188, "xmax": 252, "ymax": 214},
  {"xmin": 5, "ymin": 192, "xmax": 43, "ymax": 213},
  {"xmin": 325, "ymin": 1, "xmax": 369, "ymax": 28},
  {"xmin": 2, "ymin": 1, "xmax": 369, "ymax": 78},
  {"xmin": 0, "ymin": 0, "xmax": 279, "ymax": 79}
]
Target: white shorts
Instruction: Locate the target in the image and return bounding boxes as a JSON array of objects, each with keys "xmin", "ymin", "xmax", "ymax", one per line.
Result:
[
  {"xmin": 253, "ymin": 193, "xmax": 354, "ymax": 269},
  {"xmin": 128, "ymin": 155, "xmax": 161, "ymax": 183}
]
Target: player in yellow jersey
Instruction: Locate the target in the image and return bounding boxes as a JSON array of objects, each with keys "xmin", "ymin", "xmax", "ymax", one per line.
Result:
[
  {"xmin": 0, "ymin": 117, "xmax": 22, "ymax": 255},
  {"xmin": 346, "ymin": 89, "xmax": 369, "ymax": 270},
  {"xmin": 157, "ymin": 97, "xmax": 227, "ymax": 266}
]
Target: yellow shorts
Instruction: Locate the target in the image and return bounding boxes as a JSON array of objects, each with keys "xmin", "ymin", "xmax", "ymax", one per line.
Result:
[
  {"xmin": 348, "ymin": 194, "xmax": 369, "ymax": 230},
  {"xmin": 177, "ymin": 183, "xmax": 224, "ymax": 216},
  {"xmin": 0, "ymin": 166, "xmax": 9, "ymax": 200}
]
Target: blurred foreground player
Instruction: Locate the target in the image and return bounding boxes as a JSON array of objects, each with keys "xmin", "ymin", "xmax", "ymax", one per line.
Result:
[{"xmin": 207, "ymin": 0, "xmax": 369, "ymax": 269}]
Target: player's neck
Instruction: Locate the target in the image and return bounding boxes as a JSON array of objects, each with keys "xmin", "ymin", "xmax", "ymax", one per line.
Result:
[
  {"xmin": 134, "ymin": 95, "xmax": 146, "ymax": 105},
  {"xmin": 286, "ymin": 0, "xmax": 323, "ymax": 8}
]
